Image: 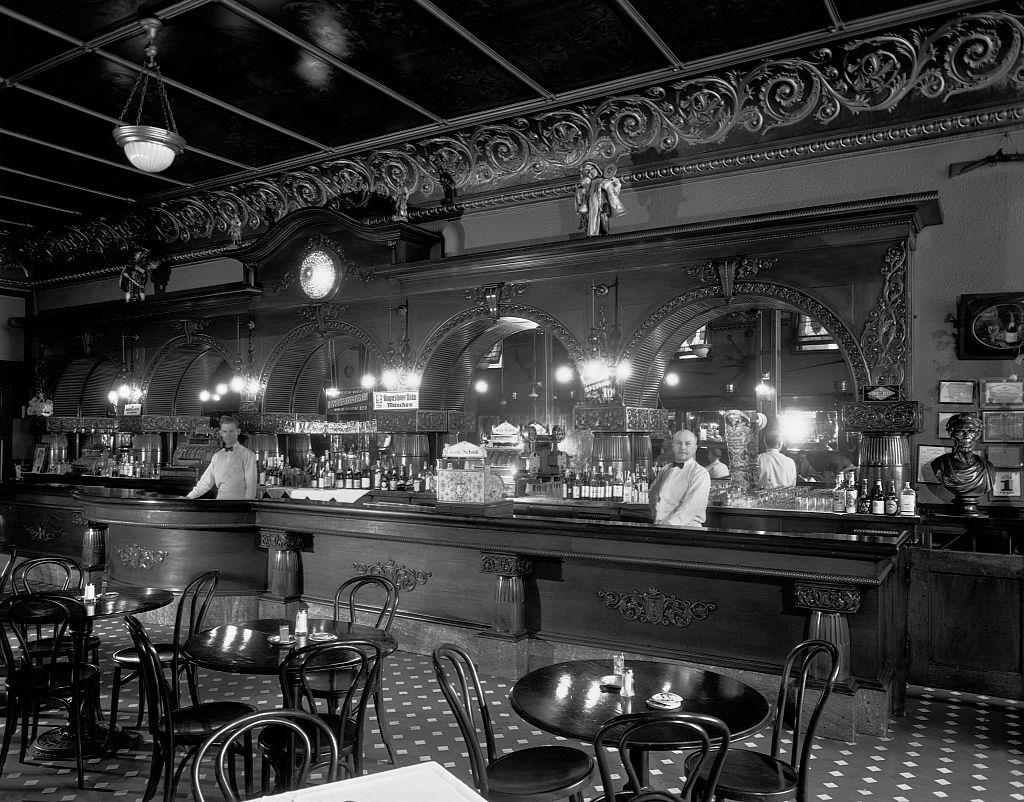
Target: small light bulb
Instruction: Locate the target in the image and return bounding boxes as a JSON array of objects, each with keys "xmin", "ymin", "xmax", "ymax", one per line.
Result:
[
  {"xmin": 199, "ymin": 390, "xmax": 211, "ymax": 402},
  {"xmin": 554, "ymin": 365, "xmax": 574, "ymax": 383},
  {"xmin": 474, "ymin": 379, "xmax": 488, "ymax": 393},
  {"xmin": 215, "ymin": 383, "xmax": 228, "ymax": 395},
  {"xmin": 360, "ymin": 374, "xmax": 376, "ymax": 389},
  {"xmin": 664, "ymin": 372, "xmax": 680, "ymax": 387},
  {"xmin": 229, "ymin": 375, "xmax": 244, "ymax": 393},
  {"xmin": 107, "ymin": 390, "xmax": 119, "ymax": 405},
  {"xmin": 325, "ymin": 387, "xmax": 340, "ymax": 398},
  {"xmin": 212, "ymin": 394, "xmax": 221, "ymax": 402}
]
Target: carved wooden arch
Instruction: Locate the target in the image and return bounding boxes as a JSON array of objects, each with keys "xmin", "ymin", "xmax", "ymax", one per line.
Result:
[
  {"xmin": 619, "ymin": 282, "xmax": 872, "ymax": 408},
  {"xmin": 414, "ymin": 303, "xmax": 586, "ymax": 410},
  {"xmin": 140, "ymin": 334, "xmax": 235, "ymax": 400},
  {"xmin": 259, "ymin": 319, "xmax": 386, "ymax": 412}
]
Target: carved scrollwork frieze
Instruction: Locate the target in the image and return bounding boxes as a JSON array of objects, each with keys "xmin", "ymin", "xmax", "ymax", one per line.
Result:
[
  {"xmin": 25, "ymin": 519, "xmax": 63, "ymax": 543},
  {"xmin": 480, "ymin": 553, "xmax": 532, "ymax": 576},
  {"xmin": 117, "ymin": 543, "xmax": 168, "ymax": 570},
  {"xmin": 597, "ymin": 587, "xmax": 716, "ymax": 628},
  {"xmin": 260, "ymin": 530, "xmax": 305, "ymax": 550},
  {"xmin": 793, "ymin": 583, "xmax": 862, "ymax": 613},
  {"xmin": 71, "ymin": 512, "xmax": 87, "ymax": 528},
  {"xmin": 841, "ymin": 401, "xmax": 921, "ymax": 433},
  {"xmin": 353, "ymin": 559, "xmax": 431, "ymax": 592}
]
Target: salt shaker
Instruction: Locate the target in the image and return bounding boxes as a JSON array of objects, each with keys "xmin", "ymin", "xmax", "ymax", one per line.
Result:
[
  {"xmin": 295, "ymin": 608, "xmax": 308, "ymax": 635},
  {"xmin": 612, "ymin": 652, "xmax": 625, "ymax": 677},
  {"xmin": 621, "ymin": 668, "xmax": 635, "ymax": 697}
]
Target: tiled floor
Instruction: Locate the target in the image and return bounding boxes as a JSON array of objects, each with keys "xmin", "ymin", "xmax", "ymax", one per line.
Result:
[{"xmin": 0, "ymin": 617, "xmax": 1021, "ymax": 801}]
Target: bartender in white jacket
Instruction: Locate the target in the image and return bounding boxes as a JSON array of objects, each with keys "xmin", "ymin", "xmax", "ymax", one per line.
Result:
[
  {"xmin": 186, "ymin": 416, "xmax": 258, "ymax": 500},
  {"xmin": 649, "ymin": 429, "xmax": 711, "ymax": 527}
]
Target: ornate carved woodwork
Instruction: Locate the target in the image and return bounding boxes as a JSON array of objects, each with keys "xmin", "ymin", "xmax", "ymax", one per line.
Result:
[
  {"xmin": 352, "ymin": 559, "xmax": 431, "ymax": 593},
  {"xmin": 597, "ymin": 587, "xmax": 717, "ymax": 628},
  {"xmin": 480, "ymin": 554, "xmax": 532, "ymax": 576},
  {"xmin": 861, "ymin": 243, "xmax": 910, "ymax": 391},
  {"xmin": 685, "ymin": 257, "xmax": 775, "ymax": 305},
  {"xmin": 793, "ymin": 583, "xmax": 862, "ymax": 614},
  {"xmin": 464, "ymin": 283, "xmax": 528, "ymax": 321},
  {"xmin": 116, "ymin": 543, "xmax": 168, "ymax": 570},
  {"xmin": 259, "ymin": 530, "xmax": 305, "ymax": 551},
  {"xmin": 842, "ymin": 401, "xmax": 922, "ymax": 433}
]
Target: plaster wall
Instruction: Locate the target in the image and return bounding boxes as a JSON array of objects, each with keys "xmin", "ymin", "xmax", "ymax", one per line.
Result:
[
  {"xmin": 0, "ymin": 295, "xmax": 25, "ymax": 362},
  {"xmin": 450, "ymin": 129, "xmax": 1024, "ymax": 504}
]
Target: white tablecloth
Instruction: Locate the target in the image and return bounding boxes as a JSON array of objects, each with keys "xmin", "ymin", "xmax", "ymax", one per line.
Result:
[{"xmin": 258, "ymin": 761, "xmax": 485, "ymax": 802}]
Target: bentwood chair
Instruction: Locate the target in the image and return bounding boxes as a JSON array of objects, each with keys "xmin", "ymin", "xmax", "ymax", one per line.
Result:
[
  {"xmin": 0, "ymin": 545, "xmax": 17, "ymax": 597},
  {"xmin": 593, "ymin": 711, "xmax": 730, "ymax": 802},
  {"xmin": 261, "ymin": 640, "xmax": 380, "ymax": 785},
  {"xmin": 126, "ymin": 615, "xmax": 256, "ymax": 802},
  {"xmin": 192, "ymin": 710, "xmax": 341, "ymax": 802},
  {"xmin": 11, "ymin": 556, "xmax": 101, "ymax": 665},
  {"xmin": 0, "ymin": 594, "xmax": 101, "ymax": 789},
  {"xmin": 307, "ymin": 574, "xmax": 398, "ymax": 762},
  {"xmin": 433, "ymin": 643, "xmax": 594, "ymax": 802},
  {"xmin": 108, "ymin": 570, "xmax": 219, "ymax": 739},
  {"xmin": 685, "ymin": 639, "xmax": 840, "ymax": 802}
]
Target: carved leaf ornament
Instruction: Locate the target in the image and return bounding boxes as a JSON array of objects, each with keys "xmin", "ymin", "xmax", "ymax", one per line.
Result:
[{"xmin": 598, "ymin": 587, "xmax": 716, "ymax": 628}]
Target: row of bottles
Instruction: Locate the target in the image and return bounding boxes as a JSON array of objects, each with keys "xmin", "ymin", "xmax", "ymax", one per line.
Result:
[
  {"xmin": 259, "ymin": 454, "xmax": 437, "ymax": 493},
  {"xmin": 563, "ymin": 465, "xmax": 651, "ymax": 504},
  {"xmin": 831, "ymin": 471, "xmax": 916, "ymax": 516}
]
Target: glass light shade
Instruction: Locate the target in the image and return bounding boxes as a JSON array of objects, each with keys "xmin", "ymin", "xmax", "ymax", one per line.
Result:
[
  {"xmin": 215, "ymin": 383, "xmax": 228, "ymax": 395},
  {"xmin": 474, "ymin": 379, "xmax": 489, "ymax": 393},
  {"xmin": 614, "ymin": 360, "xmax": 632, "ymax": 379},
  {"xmin": 118, "ymin": 383, "xmax": 131, "ymax": 399},
  {"xmin": 755, "ymin": 380, "xmax": 774, "ymax": 397},
  {"xmin": 583, "ymin": 358, "xmax": 609, "ymax": 382},
  {"xmin": 554, "ymin": 365, "xmax": 574, "ymax": 383},
  {"xmin": 229, "ymin": 375, "xmax": 244, "ymax": 393},
  {"xmin": 114, "ymin": 125, "xmax": 185, "ymax": 173},
  {"xmin": 664, "ymin": 372, "xmax": 680, "ymax": 387},
  {"xmin": 299, "ymin": 250, "xmax": 339, "ymax": 300},
  {"xmin": 360, "ymin": 374, "xmax": 377, "ymax": 389},
  {"xmin": 404, "ymin": 372, "xmax": 421, "ymax": 389},
  {"xmin": 107, "ymin": 390, "xmax": 119, "ymax": 405},
  {"xmin": 199, "ymin": 390, "xmax": 211, "ymax": 402},
  {"xmin": 381, "ymin": 368, "xmax": 399, "ymax": 390}
]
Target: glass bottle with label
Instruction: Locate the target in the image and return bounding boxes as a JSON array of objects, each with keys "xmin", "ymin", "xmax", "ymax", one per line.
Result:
[
  {"xmin": 899, "ymin": 481, "xmax": 917, "ymax": 516},
  {"xmin": 856, "ymin": 479, "xmax": 870, "ymax": 514},
  {"xmin": 844, "ymin": 471, "xmax": 858, "ymax": 514},
  {"xmin": 884, "ymin": 480, "xmax": 899, "ymax": 515},
  {"xmin": 870, "ymin": 480, "xmax": 885, "ymax": 514},
  {"xmin": 832, "ymin": 474, "xmax": 846, "ymax": 513}
]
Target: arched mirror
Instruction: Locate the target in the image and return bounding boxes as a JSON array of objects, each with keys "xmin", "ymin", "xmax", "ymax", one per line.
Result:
[{"xmin": 658, "ymin": 308, "xmax": 857, "ymax": 484}]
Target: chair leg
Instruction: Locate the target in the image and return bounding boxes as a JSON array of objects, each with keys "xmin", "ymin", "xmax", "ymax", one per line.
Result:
[
  {"xmin": 136, "ymin": 677, "xmax": 147, "ymax": 730},
  {"xmin": 108, "ymin": 665, "xmax": 123, "ymax": 747},
  {"xmin": 71, "ymin": 687, "xmax": 85, "ymax": 789},
  {"xmin": 373, "ymin": 685, "xmax": 396, "ymax": 765},
  {"xmin": 143, "ymin": 741, "xmax": 164, "ymax": 802},
  {"xmin": 19, "ymin": 697, "xmax": 32, "ymax": 763},
  {"xmin": 185, "ymin": 662, "xmax": 202, "ymax": 705},
  {"xmin": 162, "ymin": 746, "xmax": 177, "ymax": 802},
  {"xmin": 0, "ymin": 692, "xmax": 18, "ymax": 777}
]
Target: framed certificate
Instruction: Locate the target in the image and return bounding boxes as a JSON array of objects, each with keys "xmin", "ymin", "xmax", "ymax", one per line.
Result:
[
  {"xmin": 917, "ymin": 445, "xmax": 951, "ymax": 483},
  {"xmin": 983, "ymin": 410, "xmax": 1024, "ymax": 442},
  {"xmin": 938, "ymin": 380, "xmax": 975, "ymax": 404},
  {"xmin": 991, "ymin": 469, "xmax": 1023, "ymax": 500},
  {"xmin": 981, "ymin": 378, "xmax": 1024, "ymax": 408},
  {"xmin": 988, "ymin": 444, "xmax": 1023, "ymax": 467}
]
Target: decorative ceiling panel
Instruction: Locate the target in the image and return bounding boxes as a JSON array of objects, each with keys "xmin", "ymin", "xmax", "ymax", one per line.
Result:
[{"xmin": 431, "ymin": 0, "xmax": 667, "ymax": 92}]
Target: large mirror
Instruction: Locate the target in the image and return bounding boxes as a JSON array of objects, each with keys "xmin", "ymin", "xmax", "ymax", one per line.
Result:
[{"xmin": 659, "ymin": 309, "xmax": 857, "ymax": 483}]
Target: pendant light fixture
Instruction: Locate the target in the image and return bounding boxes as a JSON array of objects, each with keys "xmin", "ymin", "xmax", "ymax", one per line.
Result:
[{"xmin": 112, "ymin": 18, "xmax": 186, "ymax": 173}]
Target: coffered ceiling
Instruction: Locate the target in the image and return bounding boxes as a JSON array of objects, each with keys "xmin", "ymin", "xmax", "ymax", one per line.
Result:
[{"xmin": 0, "ymin": 0, "xmax": 1014, "ymax": 279}]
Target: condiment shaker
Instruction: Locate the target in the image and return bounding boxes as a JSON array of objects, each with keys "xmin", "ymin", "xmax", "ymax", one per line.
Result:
[
  {"xmin": 295, "ymin": 608, "xmax": 308, "ymax": 635},
  {"xmin": 613, "ymin": 652, "xmax": 625, "ymax": 677},
  {"xmin": 621, "ymin": 668, "xmax": 635, "ymax": 697}
]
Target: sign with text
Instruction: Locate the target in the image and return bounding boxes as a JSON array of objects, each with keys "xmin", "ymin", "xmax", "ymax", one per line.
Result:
[
  {"xmin": 327, "ymin": 390, "xmax": 371, "ymax": 413},
  {"xmin": 373, "ymin": 391, "xmax": 419, "ymax": 410},
  {"xmin": 123, "ymin": 403, "xmax": 142, "ymax": 416}
]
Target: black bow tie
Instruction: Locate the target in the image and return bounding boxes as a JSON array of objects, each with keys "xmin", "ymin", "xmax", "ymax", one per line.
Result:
[
  {"xmin": 223, "ymin": 447, "xmax": 233, "ymax": 452},
  {"xmin": 672, "ymin": 461, "xmax": 687, "ymax": 469}
]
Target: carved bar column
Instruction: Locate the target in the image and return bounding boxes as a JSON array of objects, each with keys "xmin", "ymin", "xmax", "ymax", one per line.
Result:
[
  {"xmin": 260, "ymin": 528, "xmax": 305, "ymax": 614},
  {"xmin": 480, "ymin": 553, "xmax": 531, "ymax": 636},
  {"xmin": 793, "ymin": 582, "xmax": 860, "ymax": 683}
]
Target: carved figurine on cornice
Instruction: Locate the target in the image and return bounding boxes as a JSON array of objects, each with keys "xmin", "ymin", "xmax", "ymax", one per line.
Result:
[
  {"xmin": 172, "ymin": 319, "xmax": 209, "ymax": 346},
  {"xmin": 120, "ymin": 248, "xmax": 152, "ymax": 302},
  {"xmin": 393, "ymin": 188, "xmax": 410, "ymax": 223},
  {"xmin": 930, "ymin": 412, "xmax": 993, "ymax": 516},
  {"xmin": 575, "ymin": 162, "xmax": 626, "ymax": 236}
]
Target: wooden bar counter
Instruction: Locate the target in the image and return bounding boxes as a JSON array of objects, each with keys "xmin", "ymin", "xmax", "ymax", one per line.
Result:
[{"xmin": 0, "ymin": 483, "xmax": 907, "ymax": 738}]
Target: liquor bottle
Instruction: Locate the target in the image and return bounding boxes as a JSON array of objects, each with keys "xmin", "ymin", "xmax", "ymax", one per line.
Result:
[
  {"xmin": 856, "ymin": 478, "xmax": 871, "ymax": 514},
  {"xmin": 372, "ymin": 464, "xmax": 382, "ymax": 490},
  {"xmin": 612, "ymin": 470, "xmax": 624, "ymax": 502},
  {"xmin": 1007, "ymin": 312, "xmax": 1019, "ymax": 345},
  {"xmin": 870, "ymin": 480, "xmax": 885, "ymax": 515},
  {"xmin": 844, "ymin": 471, "xmax": 858, "ymax": 514},
  {"xmin": 831, "ymin": 473, "xmax": 846, "ymax": 513},
  {"xmin": 388, "ymin": 466, "xmax": 398, "ymax": 491},
  {"xmin": 899, "ymin": 481, "xmax": 917, "ymax": 516},
  {"xmin": 884, "ymin": 480, "xmax": 898, "ymax": 515}
]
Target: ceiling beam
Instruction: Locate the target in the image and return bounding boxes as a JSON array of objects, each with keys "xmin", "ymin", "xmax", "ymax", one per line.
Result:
[
  {"xmin": 220, "ymin": 0, "xmax": 444, "ymax": 124},
  {"xmin": 412, "ymin": 0, "xmax": 553, "ymax": 100},
  {"xmin": 0, "ymin": 194, "xmax": 81, "ymax": 216},
  {"xmin": 0, "ymin": 166, "xmax": 135, "ymax": 201},
  {"xmin": 612, "ymin": 0, "xmax": 683, "ymax": 68}
]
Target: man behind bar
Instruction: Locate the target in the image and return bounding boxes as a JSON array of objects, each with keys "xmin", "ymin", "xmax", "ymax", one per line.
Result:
[
  {"xmin": 757, "ymin": 432, "xmax": 797, "ymax": 488},
  {"xmin": 649, "ymin": 429, "xmax": 711, "ymax": 527},
  {"xmin": 186, "ymin": 416, "xmax": 258, "ymax": 500}
]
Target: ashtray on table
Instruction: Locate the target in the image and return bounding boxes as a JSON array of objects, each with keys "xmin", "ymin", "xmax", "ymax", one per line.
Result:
[{"xmin": 267, "ymin": 634, "xmax": 296, "ymax": 646}]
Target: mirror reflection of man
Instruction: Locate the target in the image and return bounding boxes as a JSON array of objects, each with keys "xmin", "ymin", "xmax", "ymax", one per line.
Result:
[
  {"xmin": 186, "ymin": 416, "xmax": 258, "ymax": 500},
  {"xmin": 757, "ymin": 432, "xmax": 797, "ymax": 488},
  {"xmin": 649, "ymin": 430, "xmax": 711, "ymax": 527}
]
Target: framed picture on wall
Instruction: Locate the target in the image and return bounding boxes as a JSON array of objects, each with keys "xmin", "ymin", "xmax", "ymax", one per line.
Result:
[
  {"xmin": 988, "ymin": 444, "xmax": 1023, "ymax": 467},
  {"xmin": 957, "ymin": 293, "xmax": 1024, "ymax": 359},
  {"xmin": 917, "ymin": 445, "xmax": 951, "ymax": 483},
  {"xmin": 937, "ymin": 412, "xmax": 957, "ymax": 438},
  {"xmin": 983, "ymin": 410, "xmax": 1024, "ymax": 442},
  {"xmin": 980, "ymin": 378, "xmax": 1024, "ymax": 408},
  {"xmin": 938, "ymin": 380, "xmax": 975, "ymax": 404},
  {"xmin": 991, "ymin": 469, "xmax": 1024, "ymax": 500},
  {"xmin": 31, "ymin": 444, "xmax": 47, "ymax": 474}
]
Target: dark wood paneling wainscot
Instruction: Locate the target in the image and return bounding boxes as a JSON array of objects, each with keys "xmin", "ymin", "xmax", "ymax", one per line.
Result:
[{"xmin": 255, "ymin": 499, "xmax": 907, "ymax": 739}]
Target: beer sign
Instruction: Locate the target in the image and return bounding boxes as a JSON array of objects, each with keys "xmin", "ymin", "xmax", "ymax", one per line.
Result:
[{"xmin": 373, "ymin": 391, "xmax": 419, "ymax": 410}]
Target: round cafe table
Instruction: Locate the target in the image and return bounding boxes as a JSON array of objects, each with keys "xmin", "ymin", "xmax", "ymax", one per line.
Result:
[
  {"xmin": 29, "ymin": 586, "xmax": 175, "ymax": 758},
  {"xmin": 510, "ymin": 659, "xmax": 772, "ymax": 785},
  {"xmin": 183, "ymin": 618, "xmax": 398, "ymax": 675}
]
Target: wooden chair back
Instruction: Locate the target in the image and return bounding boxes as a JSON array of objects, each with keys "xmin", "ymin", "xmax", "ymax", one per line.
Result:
[
  {"xmin": 333, "ymin": 574, "xmax": 398, "ymax": 631},
  {"xmin": 12, "ymin": 556, "xmax": 85, "ymax": 595},
  {"xmin": 170, "ymin": 570, "xmax": 219, "ymax": 703}
]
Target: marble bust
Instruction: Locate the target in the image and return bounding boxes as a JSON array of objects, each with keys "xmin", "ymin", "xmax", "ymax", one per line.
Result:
[{"xmin": 930, "ymin": 412, "xmax": 992, "ymax": 516}]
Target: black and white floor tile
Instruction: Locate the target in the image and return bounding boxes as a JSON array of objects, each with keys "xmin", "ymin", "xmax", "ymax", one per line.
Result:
[{"xmin": 0, "ymin": 618, "xmax": 1020, "ymax": 801}]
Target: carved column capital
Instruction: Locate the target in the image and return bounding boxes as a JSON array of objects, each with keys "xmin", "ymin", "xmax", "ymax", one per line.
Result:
[
  {"xmin": 480, "ymin": 553, "xmax": 532, "ymax": 576},
  {"xmin": 793, "ymin": 583, "xmax": 862, "ymax": 613},
  {"xmin": 259, "ymin": 529, "xmax": 305, "ymax": 550}
]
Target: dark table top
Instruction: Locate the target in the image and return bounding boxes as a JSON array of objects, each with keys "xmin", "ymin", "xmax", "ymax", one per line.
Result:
[
  {"xmin": 509, "ymin": 659, "xmax": 772, "ymax": 746},
  {"xmin": 50, "ymin": 586, "xmax": 175, "ymax": 619},
  {"xmin": 183, "ymin": 618, "xmax": 398, "ymax": 675}
]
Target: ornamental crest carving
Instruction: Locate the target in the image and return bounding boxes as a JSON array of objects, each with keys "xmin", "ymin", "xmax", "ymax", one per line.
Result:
[
  {"xmin": 480, "ymin": 554, "xmax": 532, "ymax": 576},
  {"xmin": 298, "ymin": 303, "xmax": 348, "ymax": 336},
  {"xmin": 25, "ymin": 519, "xmax": 63, "ymax": 543},
  {"xmin": 117, "ymin": 544, "xmax": 168, "ymax": 570},
  {"xmin": 793, "ymin": 583, "xmax": 861, "ymax": 613},
  {"xmin": 685, "ymin": 257, "xmax": 776, "ymax": 305},
  {"xmin": 464, "ymin": 283, "xmax": 528, "ymax": 320},
  {"xmin": 172, "ymin": 318, "xmax": 208, "ymax": 345},
  {"xmin": 597, "ymin": 587, "xmax": 716, "ymax": 628},
  {"xmin": 260, "ymin": 530, "xmax": 305, "ymax": 550},
  {"xmin": 353, "ymin": 559, "xmax": 431, "ymax": 592},
  {"xmin": 841, "ymin": 401, "xmax": 921, "ymax": 433}
]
